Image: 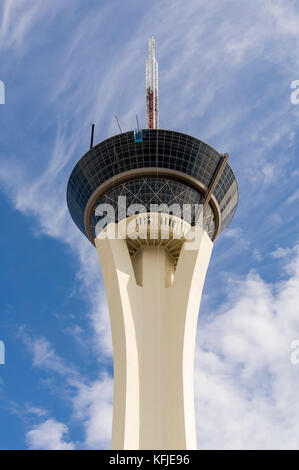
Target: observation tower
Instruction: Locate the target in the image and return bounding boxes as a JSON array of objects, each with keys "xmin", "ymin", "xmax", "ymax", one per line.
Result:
[{"xmin": 66, "ymin": 37, "xmax": 238, "ymax": 450}]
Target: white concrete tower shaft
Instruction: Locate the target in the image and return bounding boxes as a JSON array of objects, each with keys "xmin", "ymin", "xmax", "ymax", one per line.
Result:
[
  {"xmin": 146, "ymin": 36, "xmax": 159, "ymax": 129},
  {"xmin": 95, "ymin": 216, "xmax": 213, "ymax": 449}
]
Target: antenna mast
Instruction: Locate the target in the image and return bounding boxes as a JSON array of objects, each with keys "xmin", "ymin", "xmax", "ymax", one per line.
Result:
[{"xmin": 146, "ymin": 36, "xmax": 159, "ymax": 129}]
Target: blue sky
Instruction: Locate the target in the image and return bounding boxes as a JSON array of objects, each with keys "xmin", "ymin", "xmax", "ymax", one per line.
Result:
[{"xmin": 0, "ymin": 0, "xmax": 299, "ymax": 449}]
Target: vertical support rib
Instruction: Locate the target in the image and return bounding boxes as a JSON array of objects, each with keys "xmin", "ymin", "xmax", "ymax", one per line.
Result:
[{"xmin": 96, "ymin": 234, "xmax": 140, "ymax": 449}]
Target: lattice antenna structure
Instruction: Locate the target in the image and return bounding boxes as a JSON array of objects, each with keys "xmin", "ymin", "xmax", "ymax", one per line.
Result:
[{"xmin": 146, "ymin": 36, "xmax": 159, "ymax": 129}]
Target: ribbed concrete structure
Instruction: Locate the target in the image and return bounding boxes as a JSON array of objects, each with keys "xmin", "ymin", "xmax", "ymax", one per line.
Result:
[{"xmin": 67, "ymin": 129, "xmax": 238, "ymax": 449}]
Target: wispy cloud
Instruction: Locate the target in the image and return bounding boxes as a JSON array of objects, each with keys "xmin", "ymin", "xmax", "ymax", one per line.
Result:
[
  {"xmin": 20, "ymin": 329, "xmax": 112, "ymax": 449},
  {"xmin": 271, "ymin": 246, "xmax": 293, "ymax": 259},
  {"xmin": 21, "ymin": 331, "xmax": 80, "ymax": 380},
  {"xmin": 287, "ymin": 189, "xmax": 299, "ymax": 204},
  {"xmin": 0, "ymin": 0, "xmax": 66, "ymax": 53}
]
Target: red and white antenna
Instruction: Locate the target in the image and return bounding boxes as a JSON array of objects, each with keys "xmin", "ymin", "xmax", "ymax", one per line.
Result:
[{"xmin": 146, "ymin": 37, "xmax": 159, "ymax": 129}]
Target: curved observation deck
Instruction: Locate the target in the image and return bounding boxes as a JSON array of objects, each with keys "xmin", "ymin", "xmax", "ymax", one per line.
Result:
[{"xmin": 67, "ymin": 129, "xmax": 238, "ymax": 244}]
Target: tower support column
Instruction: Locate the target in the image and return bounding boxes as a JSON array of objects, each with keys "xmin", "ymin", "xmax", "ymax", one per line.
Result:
[{"xmin": 95, "ymin": 223, "xmax": 213, "ymax": 450}]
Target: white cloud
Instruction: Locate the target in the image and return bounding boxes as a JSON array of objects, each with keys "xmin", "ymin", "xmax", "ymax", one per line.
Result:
[
  {"xmin": 271, "ymin": 247, "xmax": 293, "ymax": 259},
  {"xmin": 262, "ymin": 164, "xmax": 276, "ymax": 184},
  {"xmin": 21, "ymin": 331, "xmax": 80, "ymax": 381},
  {"xmin": 26, "ymin": 418, "xmax": 75, "ymax": 450},
  {"xmin": 252, "ymin": 248, "xmax": 262, "ymax": 262},
  {"xmin": 222, "ymin": 227, "xmax": 243, "ymax": 239},
  {"xmin": 72, "ymin": 375, "xmax": 113, "ymax": 449},
  {"xmin": 25, "ymin": 406, "xmax": 48, "ymax": 418},
  {"xmin": 287, "ymin": 189, "xmax": 299, "ymax": 204},
  {"xmin": 21, "ymin": 330, "xmax": 112, "ymax": 449},
  {"xmin": 195, "ymin": 244, "xmax": 299, "ymax": 449}
]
